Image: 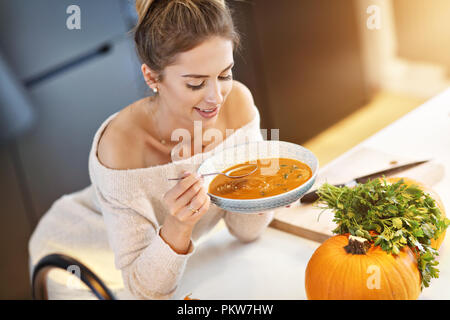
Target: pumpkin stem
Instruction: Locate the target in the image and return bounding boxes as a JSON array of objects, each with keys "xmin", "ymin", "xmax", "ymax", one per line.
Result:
[{"xmin": 344, "ymin": 235, "xmax": 371, "ymax": 255}]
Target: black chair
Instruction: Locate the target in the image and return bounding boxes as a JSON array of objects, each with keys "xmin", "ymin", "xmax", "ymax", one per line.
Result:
[{"xmin": 32, "ymin": 253, "xmax": 116, "ymax": 300}]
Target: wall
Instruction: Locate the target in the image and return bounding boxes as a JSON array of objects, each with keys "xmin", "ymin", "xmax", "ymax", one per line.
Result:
[
  {"xmin": 394, "ymin": 0, "xmax": 450, "ymax": 74},
  {"xmin": 353, "ymin": 0, "xmax": 450, "ymax": 98}
]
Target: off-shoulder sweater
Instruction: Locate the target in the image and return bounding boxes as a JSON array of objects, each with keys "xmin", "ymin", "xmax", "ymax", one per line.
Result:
[{"xmin": 28, "ymin": 104, "xmax": 274, "ymax": 299}]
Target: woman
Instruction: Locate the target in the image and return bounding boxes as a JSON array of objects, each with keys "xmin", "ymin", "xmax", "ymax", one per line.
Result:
[{"xmin": 29, "ymin": 0, "xmax": 275, "ymax": 300}]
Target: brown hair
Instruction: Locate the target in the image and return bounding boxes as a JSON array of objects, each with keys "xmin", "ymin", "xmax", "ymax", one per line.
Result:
[{"xmin": 134, "ymin": 0, "xmax": 240, "ymax": 81}]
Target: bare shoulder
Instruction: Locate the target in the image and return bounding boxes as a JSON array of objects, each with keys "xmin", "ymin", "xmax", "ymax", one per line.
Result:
[
  {"xmin": 225, "ymin": 80, "xmax": 257, "ymax": 129},
  {"xmin": 97, "ymin": 105, "xmax": 145, "ymax": 170}
]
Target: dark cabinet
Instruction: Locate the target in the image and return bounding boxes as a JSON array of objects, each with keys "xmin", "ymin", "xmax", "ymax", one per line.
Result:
[
  {"xmin": 0, "ymin": 0, "xmax": 129, "ymax": 80},
  {"xmin": 230, "ymin": 0, "xmax": 368, "ymax": 143},
  {"xmin": 17, "ymin": 37, "xmax": 142, "ymax": 221},
  {"xmin": 0, "ymin": 0, "xmax": 143, "ymax": 299},
  {"xmin": 0, "ymin": 147, "xmax": 33, "ymax": 299}
]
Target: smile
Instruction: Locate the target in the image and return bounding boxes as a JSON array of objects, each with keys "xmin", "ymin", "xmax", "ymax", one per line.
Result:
[{"xmin": 194, "ymin": 106, "xmax": 219, "ymax": 118}]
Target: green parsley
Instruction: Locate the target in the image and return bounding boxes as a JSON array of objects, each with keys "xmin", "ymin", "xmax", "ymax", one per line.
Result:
[{"xmin": 314, "ymin": 177, "xmax": 450, "ymax": 289}]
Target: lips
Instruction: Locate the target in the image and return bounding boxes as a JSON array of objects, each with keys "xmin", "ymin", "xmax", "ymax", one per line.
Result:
[{"xmin": 194, "ymin": 106, "xmax": 219, "ymax": 119}]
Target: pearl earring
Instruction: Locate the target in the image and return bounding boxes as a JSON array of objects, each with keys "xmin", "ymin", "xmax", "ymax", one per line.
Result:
[{"xmin": 152, "ymin": 87, "xmax": 158, "ymax": 94}]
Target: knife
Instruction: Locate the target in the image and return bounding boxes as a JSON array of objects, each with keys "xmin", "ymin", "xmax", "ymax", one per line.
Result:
[{"xmin": 300, "ymin": 159, "xmax": 431, "ymax": 204}]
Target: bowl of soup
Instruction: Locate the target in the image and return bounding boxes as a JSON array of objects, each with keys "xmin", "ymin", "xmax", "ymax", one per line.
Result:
[{"xmin": 197, "ymin": 140, "xmax": 319, "ymax": 213}]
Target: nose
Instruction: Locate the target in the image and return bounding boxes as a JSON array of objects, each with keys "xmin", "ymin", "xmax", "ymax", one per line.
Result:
[{"xmin": 205, "ymin": 79, "xmax": 224, "ymax": 106}]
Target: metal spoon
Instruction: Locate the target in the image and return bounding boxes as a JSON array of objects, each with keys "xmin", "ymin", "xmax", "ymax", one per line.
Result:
[{"xmin": 167, "ymin": 163, "xmax": 258, "ymax": 181}]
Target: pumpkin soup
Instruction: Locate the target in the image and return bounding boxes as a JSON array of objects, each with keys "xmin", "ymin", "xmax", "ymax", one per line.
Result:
[{"xmin": 208, "ymin": 158, "xmax": 312, "ymax": 199}]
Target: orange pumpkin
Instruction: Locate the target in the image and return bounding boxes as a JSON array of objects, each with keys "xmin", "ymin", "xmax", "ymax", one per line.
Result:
[
  {"xmin": 382, "ymin": 177, "xmax": 446, "ymax": 250},
  {"xmin": 305, "ymin": 234, "xmax": 421, "ymax": 300}
]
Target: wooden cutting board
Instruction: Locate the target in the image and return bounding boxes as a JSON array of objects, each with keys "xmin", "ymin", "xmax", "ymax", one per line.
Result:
[{"xmin": 269, "ymin": 146, "xmax": 445, "ymax": 243}]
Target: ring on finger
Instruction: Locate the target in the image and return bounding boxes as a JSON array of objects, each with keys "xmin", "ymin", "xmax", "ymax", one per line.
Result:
[{"xmin": 188, "ymin": 203, "xmax": 199, "ymax": 214}]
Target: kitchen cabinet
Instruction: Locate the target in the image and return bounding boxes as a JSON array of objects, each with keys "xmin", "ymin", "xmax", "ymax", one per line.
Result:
[
  {"xmin": 0, "ymin": 0, "xmax": 144, "ymax": 299},
  {"xmin": 16, "ymin": 37, "xmax": 143, "ymax": 221},
  {"xmin": 229, "ymin": 0, "xmax": 369, "ymax": 143},
  {"xmin": 0, "ymin": 147, "xmax": 33, "ymax": 299},
  {"xmin": 0, "ymin": 0, "xmax": 129, "ymax": 81}
]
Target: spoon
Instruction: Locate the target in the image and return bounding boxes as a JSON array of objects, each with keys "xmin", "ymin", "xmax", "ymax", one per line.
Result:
[{"xmin": 167, "ymin": 163, "xmax": 258, "ymax": 181}]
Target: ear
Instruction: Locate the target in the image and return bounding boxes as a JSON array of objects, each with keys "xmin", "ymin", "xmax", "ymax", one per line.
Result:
[{"xmin": 141, "ymin": 64, "xmax": 160, "ymax": 91}]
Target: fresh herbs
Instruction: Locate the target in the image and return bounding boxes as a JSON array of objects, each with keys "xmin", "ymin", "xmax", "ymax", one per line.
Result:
[{"xmin": 315, "ymin": 178, "xmax": 449, "ymax": 289}]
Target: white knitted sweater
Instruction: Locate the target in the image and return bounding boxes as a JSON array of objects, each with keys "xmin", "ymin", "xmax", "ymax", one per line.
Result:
[{"xmin": 28, "ymin": 104, "xmax": 274, "ymax": 300}]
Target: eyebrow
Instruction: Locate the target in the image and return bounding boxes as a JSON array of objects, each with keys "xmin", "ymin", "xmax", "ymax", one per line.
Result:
[{"xmin": 181, "ymin": 62, "xmax": 234, "ymax": 78}]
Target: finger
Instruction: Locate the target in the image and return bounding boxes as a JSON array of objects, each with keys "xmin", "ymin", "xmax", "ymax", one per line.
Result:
[
  {"xmin": 173, "ymin": 179, "xmax": 204, "ymax": 212},
  {"xmin": 183, "ymin": 194, "xmax": 210, "ymax": 221},
  {"xmin": 188, "ymin": 189, "xmax": 208, "ymax": 213},
  {"xmin": 174, "ymin": 173, "xmax": 203, "ymax": 200},
  {"xmin": 164, "ymin": 172, "xmax": 199, "ymax": 203},
  {"xmin": 177, "ymin": 191, "xmax": 208, "ymax": 221},
  {"xmin": 191, "ymin": 194, "xmax": 210, "ymax": 218}
]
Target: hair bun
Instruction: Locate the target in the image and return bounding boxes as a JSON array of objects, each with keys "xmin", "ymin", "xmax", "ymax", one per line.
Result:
[
  {"xmin": 135, "ymin": 0, "xmax": 155, "ymax": 23},
  {"xmin": 136, "ymin": 0, "xmax": 226, "ymax": 22},
  {"xmin": 213, "ymin": 0, "xmax": 225, "ymax": 6}
]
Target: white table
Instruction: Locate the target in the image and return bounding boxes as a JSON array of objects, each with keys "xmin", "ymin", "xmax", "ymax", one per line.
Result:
[{"xmin": 175, "ymin": 88, "xmax": 450, "ymax": 300}]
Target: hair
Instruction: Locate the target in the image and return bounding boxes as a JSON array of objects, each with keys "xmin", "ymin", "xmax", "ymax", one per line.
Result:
[{"xmin": 134, "ymin": 0, "xmax": 240, "ymax": 81}]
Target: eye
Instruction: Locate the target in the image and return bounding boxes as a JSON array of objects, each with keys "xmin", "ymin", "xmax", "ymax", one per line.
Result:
[
  {"xmin": 187, "ymin": 81, "xmax": 205, "ymax": 91},
  {"xmin": 219, "ymin": 74, "xmax": 233, "ymax": 81},
  {"xmin": 186, "ymin": 73, "xmax": 232, "ymax": 91}
]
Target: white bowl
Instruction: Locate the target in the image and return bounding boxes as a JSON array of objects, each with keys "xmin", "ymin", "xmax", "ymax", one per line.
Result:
[{"xmin": 197, "ymin": 140, "xmax": 319, "ymax": 213}]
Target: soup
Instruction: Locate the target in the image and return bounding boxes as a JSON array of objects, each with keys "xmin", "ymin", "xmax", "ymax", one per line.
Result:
[{"xmin": 208, "ymin": 158, "xmax": 312, "ymax": 199}]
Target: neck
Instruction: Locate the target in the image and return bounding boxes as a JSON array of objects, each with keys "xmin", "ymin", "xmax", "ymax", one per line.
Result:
[{"xmin": 144, "ymin": 97, "xmax": 204, "ymax": 148}]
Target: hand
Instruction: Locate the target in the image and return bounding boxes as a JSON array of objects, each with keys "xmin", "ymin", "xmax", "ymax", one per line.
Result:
[{"xmin": 162, "ymin": 171, "xmax": 211, "ymax": 231}]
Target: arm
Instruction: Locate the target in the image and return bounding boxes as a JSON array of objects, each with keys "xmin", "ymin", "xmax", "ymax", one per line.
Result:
[
  {"xmin": 224, "ymin": 210, "xmax": 274, "ymax": 243},
  {"xmin": 98, "ymin": 192, "xmax": 194, "ymax": 300}
]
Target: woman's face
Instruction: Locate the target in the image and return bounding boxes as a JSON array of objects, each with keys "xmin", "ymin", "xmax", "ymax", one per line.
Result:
[{"xmin": 147, "ymin": 36, "xmax": 234, "ymax": 128}]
